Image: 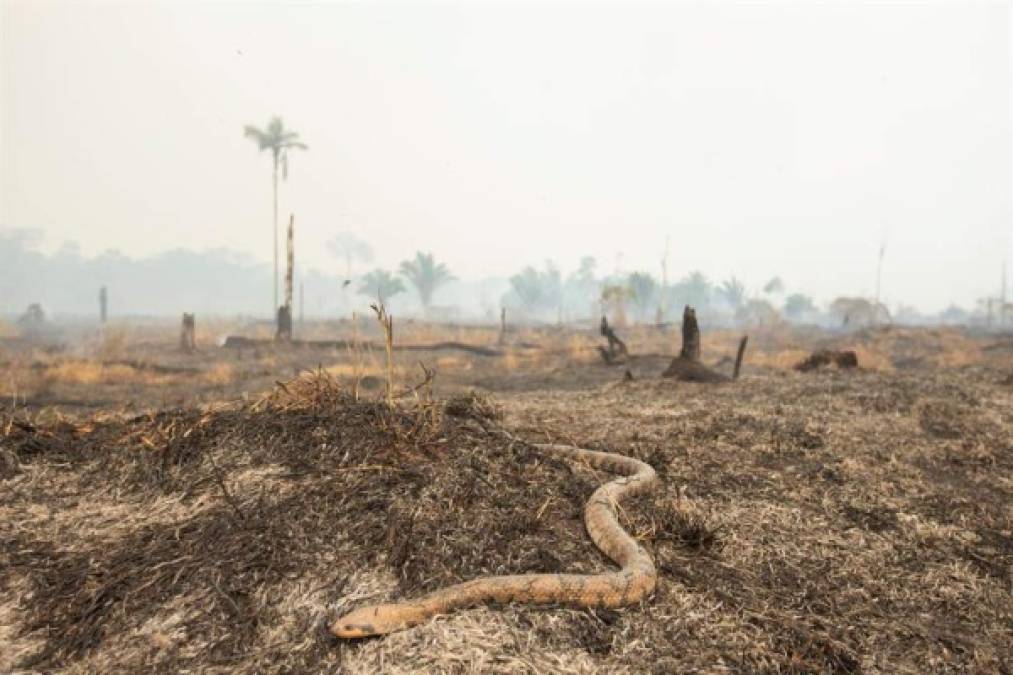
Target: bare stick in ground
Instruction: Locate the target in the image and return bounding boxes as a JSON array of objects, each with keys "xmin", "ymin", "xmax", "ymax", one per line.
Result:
[
  {"xmin": 733, "ymin": 335, "xmax": 748, "ymax": 379},
  {"xmin": 370, "ymin": 300, "xmax": 395, "ymax": 407}
]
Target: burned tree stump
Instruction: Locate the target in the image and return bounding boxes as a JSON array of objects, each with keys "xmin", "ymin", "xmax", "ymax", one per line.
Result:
[
  {"xmin": 180, "ymin": 313, "xmax": 196, "ymax": 353},
  {"xmin": 662, "ymin": 306, "xmax": 730, "ymax": 383},
  {"xmin": 276, "ymin": 306, "xmax": 293, "ymax": 342},
  {"xmin": 599, "ymin": 316, "xmax": 629, "ymax": 365},
  {"xmin": 680, "ymin": 306, "xmax": 701, "ymax": 361},
  {"xmin": 276, "ymin": 215, "xmax": 295, "ymax": 343}
]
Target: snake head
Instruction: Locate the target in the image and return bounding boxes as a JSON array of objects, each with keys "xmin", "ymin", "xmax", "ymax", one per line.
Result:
[
  {"xmin": 330, "ymin": 606, "xmax": 384, "ymax": 638},
  {"xmin": 330, "ymin": 621, "xmax": 377, "ymax": 638}
]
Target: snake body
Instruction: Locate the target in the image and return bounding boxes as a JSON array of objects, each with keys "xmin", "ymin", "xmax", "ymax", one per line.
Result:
[{"xmin": 331, "ymin": 437, "xmax": 658, "ymax": 638}]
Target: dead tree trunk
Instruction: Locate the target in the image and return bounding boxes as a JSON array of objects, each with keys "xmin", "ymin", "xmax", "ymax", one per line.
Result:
[
  {"xmin": 276, "ymin": 306, "xmax": 292, "ymax": 341},
  {"xmin": 662, "ymin": 306, "xmax": 729, "ymax": 382},
  {"xmin": 680, "ymin": 305, "xmax": 701, "ymax": 361},
  {"xmin": 598, "ymin": 315, "xmax": 629, "ymax": 364},
  {"xmin": 277, "ymin": 215, "xmax": 295, "ymax": 342},
  {"xmin": 733, "ymin": 335, "xmax": 748, "ymax": 379},
  {"xmin": 180, "ymin": 313, "xmax": 196, "ymax": 353}
]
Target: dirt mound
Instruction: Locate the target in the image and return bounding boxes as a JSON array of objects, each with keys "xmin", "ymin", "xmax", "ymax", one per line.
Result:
[{"xmin": 1, "ymin": 375, "xmax": 608, "ymax": 672}]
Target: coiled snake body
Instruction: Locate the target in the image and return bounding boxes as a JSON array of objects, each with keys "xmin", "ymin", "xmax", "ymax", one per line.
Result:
[{"xmin": 331, "ymin": 435, "xmax": 658, "ymax": 638}]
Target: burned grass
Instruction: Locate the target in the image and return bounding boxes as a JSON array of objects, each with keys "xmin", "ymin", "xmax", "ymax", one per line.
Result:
[
  {"xmin": 1, "ymin": 375, "xmax": 605, "ymax": 672},
  {"xmin": 1, "ymin": 363, "xmax": 1011, "ymax": 673}
]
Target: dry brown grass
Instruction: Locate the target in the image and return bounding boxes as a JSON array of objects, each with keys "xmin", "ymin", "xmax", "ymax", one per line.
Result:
[{"xmin": 1, "ymin": 353, "xmax": 1010, "ymax": 673}]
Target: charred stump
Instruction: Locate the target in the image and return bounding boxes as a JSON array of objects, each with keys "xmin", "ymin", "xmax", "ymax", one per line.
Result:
[
  {"xmin": 662, "ymin": 306, "xmax": 730, "ymax": 382},
  {"xmin": 599, "ymin": 315, "xmax": 629, "ymax": 365},
  {"xmin": 276, "ymin": 306, "xmax": 293, "ymax": 342},
  {"xmin": 180, "ymin": 313, "xmax": 196, "ymax": 353},
  {"xmin": 680, "ymin": 306, "xmax": 701, "ymax": 361}
]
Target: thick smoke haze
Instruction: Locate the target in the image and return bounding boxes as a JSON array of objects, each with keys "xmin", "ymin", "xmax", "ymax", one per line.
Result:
[{"xmin": 1, "ymin": 1, "xmax": 1010, "ymax": 317}]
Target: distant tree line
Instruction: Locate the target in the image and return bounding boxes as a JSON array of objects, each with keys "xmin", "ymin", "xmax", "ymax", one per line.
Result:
[{"xmin": 0, "ymin": 226, "xmax": 976, "ymax": 327}]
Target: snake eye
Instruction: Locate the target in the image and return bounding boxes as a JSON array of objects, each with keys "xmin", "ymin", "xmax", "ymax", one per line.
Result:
[{"xmin": 332, "ymin": 623, "xmax": 376, "ymax": 638}]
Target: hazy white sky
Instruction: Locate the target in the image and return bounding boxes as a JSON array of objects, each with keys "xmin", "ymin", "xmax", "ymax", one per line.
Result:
[{"xmin": 1, "ymin": 1, "xmax": 1010, "ymax": 312}]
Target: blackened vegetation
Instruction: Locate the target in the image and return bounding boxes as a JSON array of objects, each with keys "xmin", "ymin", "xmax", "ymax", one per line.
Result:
[
  {"xmin": 0, "ymin": 375, "xmax": 598, "ymax": 672},
  {"xmin": 795, "ymin": 349, "xmax": 859, "ymax": 372}
]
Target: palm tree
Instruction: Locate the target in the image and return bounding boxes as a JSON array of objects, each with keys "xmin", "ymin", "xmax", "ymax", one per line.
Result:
[
  {"xmin": 718, "ymin": 277, "xmax": 746, "ymax": 311},
  {"xmin": 762, "ymin": 276, "xmax": 785, "ymax": 296},
  {"xmin": 399, "ymin": 252, "xmax": 455, "ymax": 312},
  {"xmin": 358, "ymin": 269, "xmax": 406, "ymax": 304},
  {"xmin": 244, "ymin": 116, "xmax": 308, "ymax": 315},
  {"xmin": 509, "ymin": 266, "xmax": 545, "ymax": 312},
  {"xmin": 627, "ymin": 272, "xmax": 658, "ymax": 322},
  {"xmin": 327, "ymin": 232, "xmax": 374, "ymax": 281}
]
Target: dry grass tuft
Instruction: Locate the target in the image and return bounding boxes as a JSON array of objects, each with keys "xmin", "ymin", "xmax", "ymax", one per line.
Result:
[{"xmin": 652, "ymin": 499, "xmax": 723, "ymax": 552}]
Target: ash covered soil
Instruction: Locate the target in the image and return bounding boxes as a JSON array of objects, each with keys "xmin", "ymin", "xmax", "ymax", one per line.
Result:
[{"xmin": 1, "ymin": 360, "xmax": 1011, "ymax": 673}]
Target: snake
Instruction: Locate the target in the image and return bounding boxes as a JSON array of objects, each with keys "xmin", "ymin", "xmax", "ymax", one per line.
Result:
[{"xmin": 330, "ymin": 431, "xmax": 658, "ymax": 638}]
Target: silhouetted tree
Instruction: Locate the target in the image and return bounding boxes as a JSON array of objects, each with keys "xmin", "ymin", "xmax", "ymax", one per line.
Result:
[
  {"xmin": 627, "ymin": 272, "xmax": 658, "ymax": 322},
  {"xmin": 737, "ymin": 298, "xmax": 780, "ymax": 326},
  {"xmin": 829, "ymin": 296, "xmax": 890, "ymax": 327},
  {"xmin": 762, "ymin": 276, "xmax": 785, "ymax": 295},
  {"xmin": 244, "ymin": 116, "xmax": 308, "ymax": 314},
  {"xmin": 358, "ymin": 269, "xmax": 406, "ymax": 304},
  {"xmin": 718, "ymin": 277, "xmax": 747, "ymax": 311},
  {"xmin": 399, "ymin": 252, "xmax": 455, "ymax": 311},
  {"xmin": 510, "ymin": 266, "xmax": 546, "ymax": 312},
  {"xmin": 564, "ymin": 256, "xmax": 599, "ymax": 320},
  {"xmin": 328, "ymin": 233, "xmax": 374, "ymax": 281},
  {"xmin": 509, "ymin": 262, "xmax": 563, "ymax": 317},
  {"xmin": 783, "ymin": 293, "xmax": 817, "ymax": 320},
  {"xmin": 666, "ymin": 271, "xmax": 713, "ymax": 311}
]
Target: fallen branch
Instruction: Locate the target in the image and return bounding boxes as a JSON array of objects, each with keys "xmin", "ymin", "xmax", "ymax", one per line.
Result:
[{"xmin": 222, "ymin": 335, "xmax": 502, "ymax": 357}]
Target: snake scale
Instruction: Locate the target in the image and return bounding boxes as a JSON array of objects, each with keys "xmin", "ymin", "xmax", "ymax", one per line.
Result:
[{"xmin": 330, "ymin": 431, "xmax": 659, "ymax": 638}]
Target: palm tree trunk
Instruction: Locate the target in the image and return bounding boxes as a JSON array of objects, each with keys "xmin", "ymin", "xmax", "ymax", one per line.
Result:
[{"xmin": 272, "ymin": 158, "xmax": 279, "ymax": 317}]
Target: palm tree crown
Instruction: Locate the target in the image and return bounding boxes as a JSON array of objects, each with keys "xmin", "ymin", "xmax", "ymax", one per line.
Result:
[
  {"xmin": 358, "ymin": 269, "xmax": 406, "ymax": 304},
  {"xmin": 243, "ymin": 116, "xmax": 307, "ymax": 316},
  {"xmin": 243, "ymin": 116, "xmax": 308, "ymax": 176},
  {"xmin": 399, "ymin": 252, "xmax": 455, "ymax": 310}
]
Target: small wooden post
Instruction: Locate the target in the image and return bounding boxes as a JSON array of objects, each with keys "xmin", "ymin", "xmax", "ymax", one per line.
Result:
[
  {"xmin": 99, "ymin": 286, "xmax": 108, "ymax": 324},
  {"xmin": 180, "ymin": 313, "xmax": 196, "ymax": 352},
  {"xmin": 733, "ymin": 335, "xmax": 748, "ymax": 379},
  {"xmin": 499, "ymin": 307, "xmax": 507, "ymax": 345}
]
